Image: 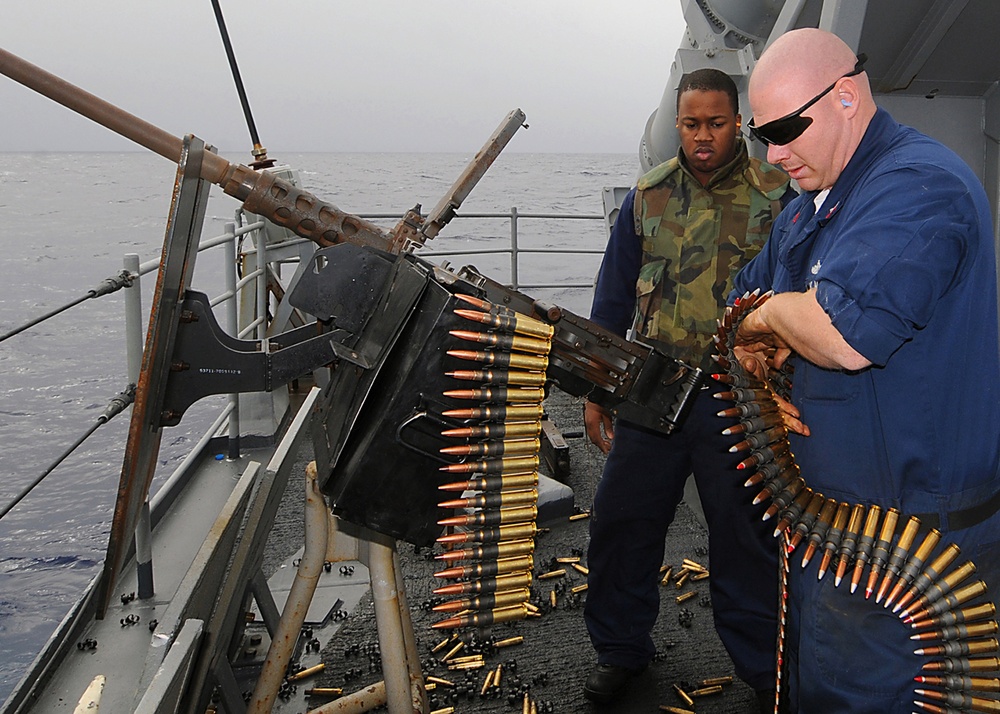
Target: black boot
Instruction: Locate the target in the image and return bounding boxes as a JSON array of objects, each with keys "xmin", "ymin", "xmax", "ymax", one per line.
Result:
[{"xmin": 583, "ymin": 663, "xmax": 642, "ymax": 704}]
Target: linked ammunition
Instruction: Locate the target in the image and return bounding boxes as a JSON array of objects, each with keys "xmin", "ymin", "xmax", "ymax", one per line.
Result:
[
  {"xmin": 743, "ymin": 453, "xmax": 795, "ymax": 488},
  {"xmin": 876, "ymin": 515, "xmax": 922, "ymax": 603},
  {"xmin": 913, "ymin": 687, "xmax": 1000, "ymax": 712},
  {"xmin": 445, "ymin": 368, "xmax": 547, "ymax": 387},
  {"xmin": 850, "ymin": 504, "xmax": 882, "ymax": 594},
  {"xmin": 447, "ymin": 348, "xmax": 549, "ymax": 372},
  {"xmin": 906, "ymin": 580, "xmax": 990, "ymax": 623},
  {"xmin": 801, "ymin": 498, "xmax": 839, "ymax": 568},
  {"xmin": 817, "ymin": 502, "xmax": 851, "ymax": 580},
  {"xmin": 910, "ymin": 621, "xmax": 999, "ymax": 642},
  {"xmin": 432, "ymin": 571, "xmax": 533, "ymax": 596},
  {"xmin": 730, "ymin": 425, "xmax": 788, "ymax": 454},
  {"xmin": 910, "ymin": 602, "xmax": 997, "ymax": 631},
  {"xmin": 435, "ymin": 539, "xmax": 535, "ymax": 562},
  {"xmin": 833, "ymin": 503, "xmax": 866, "ymax": 587},
  {"xmin": 440, "ymin": 438, "xmax": 541, "ymax": 458},
  {"xmin": 913, "ymin": 636, "xmax": 999, "ymax": 658},
  {"xmin": 714, "ymin": 388, "xmax": 774, "ymax": 404},
  {"xmin": 437, "ymin": 488, "xmax": 538, "ymax": 510},
  {"xmin": 712, "ymin": 372, "xmax": 759, "ymax": 388},
  {"xmin": 442, "ymin": 386, "xmax": 545, "ymax": 404},
  {"xmin": 438, "ymin": 473, "xmax": 540, "ymax": 493},
  {"xmin": 896, "ymin": 544, "xmax": 964, "ymax": 615},
  {"xmin": 716, "ymin": 400, "xmax": 779, "ymax": 419},
  {"xmin": 752, "ymin": 466, "xmax": 797, "ymax": 505},
  {"xmin": 722, "ymin": 411, "xmax": 782, "ymax": 436},
  {"xmin": 437, "ymin": 504, "xmax": 537, "ymax": 528},
  {"xmin": 440, "ymin": 421, "xmax": 542, "ymax": 439},
  {"xmin": 915, "ymin": 674, "xmax": 1000, "ymax": 693},
  {"xmin": 736, "ymin": 440, "xmax": 791, "ymax": 471},
  {"xmin": 888, "ymin": 528, "xmax": 943, "ymax": 611},
  {"xmin": 921, "ymin": 656, "xmax": 1000, "ymax": 673},
  {"xmin": 441, "ymin": 404, "xmax": 545, "ymax": 422},
  {"xmin": 449, "ymin": 329, "xmax": 551, "ymax": 356},
  {"xmin": 453, "ymin": 307, "xmax": 555, "ymax": 339},
  {"xmin": 762, "ymin": 476, "xmax": 807, "ymax": 520},
  {"xmin": 432, "ymin": 603, "xmax": 530, "ymax": 630},
  {"xmin": 438, "ymin": 455, "xmax": 539, "ymax": 475},
  {"xmin": 863, "ymin": 507, "xmax": 900, "ymax": 598},
  {"xmin": 433, "ymin": 554, "xmax": 534, "ymax": 580},
  {"xmin": 436, "ymin": 522, "xmax": 539, "ymax": 545},
  {"xmin": 789, "ymin": 491, "xmax": 826, "ymax": 550},
  {"xmin": 772, "ymin": 486, "xmax": 814, "ymax": 535},
  {"xmin": 904, "ymin": 560, "xmax": 978, "ymax": 616}
]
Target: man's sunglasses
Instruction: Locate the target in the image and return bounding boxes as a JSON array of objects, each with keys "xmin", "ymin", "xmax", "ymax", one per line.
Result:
[{"xmin": 747, "ymin": 54, "xmax": 867, "ymax": 146}]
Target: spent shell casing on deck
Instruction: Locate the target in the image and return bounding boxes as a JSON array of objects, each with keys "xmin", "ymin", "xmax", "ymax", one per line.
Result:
[
  {"xmin": 801, "ymin": 498, "xmax": 839, "ymax": 568},
  {"xmin": 921, "ymin": 656, "xmax": 1000, "ymax": 673},
  {"xmin": 863, "ymin": 507, "xmax": 900, "ymax": 598},
  {"xmin": 910, "ymin": 602, "xmax": 997, "ymax": 631},
  {"xmin": 432, "ymin": 571, "xmax": 533, "ymax": 596},
  {"xmin": 453, "ymin": 308, "xmax": 555, "ymax": 340},
  {"xmin": 789, "ymin": 491, "xmax": 826, "ymax": 549},
  {"xmin": 440, "ymin": 403, "xmax": 545, "ymax": 422},
  {"xmin": 439, "ymin": 438, "xmax": 541, "ymax": 458},
  {"xmin": 438, "ymin": 473, "xmax": 539, "ymax": 493},
  {"xmin": 913, "ymin": 687, "xmax": 1000, "ymax": 712},
  {"xmin": 432, "ymin": 587, "xmax": 532, "ymax": 613},
  {"xmin": 889, "ymin": 528, "xmax": 943, "ymax": 611},
  {"xmin": 448, "ymin": 330, "xmax": 551, "ymax": 356},
  {"xmin": 447, "ymin": 349, "xmax": 550, "ymax": 372},
  {"xmin": 897, "ymin": 544, "xmax": 964, "ymax": 614},
  {"xmin": 906, "ymin": 560, "xmax": 978, "ymax": 615},
  {"xmin": 436, "ymin": 522, "xmax": 539, "ymax": 544},
  {"xmin": 914, "ymin": 674, "xmax": 1000, "ymax": 692},
  {"xmin": 906, "ymin": 580, "xmax": 990, "ymax": 623},
  {"xmin": 439, "ymin": 455, "xmax": 540, "ymax": 474},
  {"xmin": 763, "ymin": 476, "xmax": 807, "ymax": 521},
  {"xmin": 773, "ymin": 487, "xmax": 815, "ymax": 536},
  {"xmin": 433, "ymin": 554, "xmax": 534, "ymax": 580},
  {"xmin": 913, "ymin": 635, "xmax": 999, "ymax": 658},
  {"xmin": 435, "ymin": 539, "xmax": 536, "ymax": 562},
  {"xmin": 437, "ymin": 504, "xmax": 537, "ymax": 528},
  {"xmin": 910, "ymin": 620, "xmax": 999, "ymax": 642},
  {"xmin": 851, "ymin": 504, "xmax": 882, "ymax": 594},
  {"xmin": 445, "ymin": 369, "xmax": 547, "ymax": 387},
  {"xmin": 438, "ymin": 488, "xmax": 537, "ymax": 510},
  {"xmin": 876, "ymin": 515, "xmax": 922, "ymax": 603},
  {"xmin": 431, "ymin": 603, "xmax": 529, "ymax": 630},
  {"xmin": 834, "ymin": 504, "xmax": 867, "ymax": 587},
  {"xmin": 442, "ymin": 387, "xmax": 545, "ymax": 404},
  {"xmin": 440, "ymin": 421, "xmax": 542, "ymax": 440},
  {"xmin": 817, "ymin": 502, "xmax": 851, "ymax": 580}
]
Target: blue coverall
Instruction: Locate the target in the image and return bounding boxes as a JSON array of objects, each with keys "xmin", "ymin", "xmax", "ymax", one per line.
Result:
[{"xmin": 733, "ymin": 108, "xmax": 1000, "ymax": 712}]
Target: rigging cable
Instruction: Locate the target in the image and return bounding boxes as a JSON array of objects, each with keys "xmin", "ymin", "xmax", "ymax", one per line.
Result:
[
  {"xmin": 210, "ymin": 0, "xmax": 273, "ymax": 168},
  {"xmin": 0, "ymin": 269, "xmax": 134, "ymax": 344},
  {"xmin": 0, "ymin": 384, "xmax": 135, "ymax": 520}
]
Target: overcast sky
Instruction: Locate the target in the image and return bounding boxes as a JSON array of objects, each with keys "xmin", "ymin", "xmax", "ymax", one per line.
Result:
[{"xmin": 0, "ymin": 1, "xmax": 687, "ymax": 155}]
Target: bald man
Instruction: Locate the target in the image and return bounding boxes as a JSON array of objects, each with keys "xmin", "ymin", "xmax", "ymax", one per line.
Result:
[{"xmin": 732, "ymin": 28, "xmax": 1000, "ymax": 713}]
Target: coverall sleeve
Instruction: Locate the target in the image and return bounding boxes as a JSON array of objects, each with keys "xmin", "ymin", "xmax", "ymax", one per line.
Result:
[{"xmin": 590, "ymin": 187, "xmax": 641, "ymax": 337}]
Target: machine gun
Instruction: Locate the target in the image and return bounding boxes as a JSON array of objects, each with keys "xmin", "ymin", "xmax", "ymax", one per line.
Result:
[{"xmin": 0, "ymin": 47, "xmax": 703, "ymax": 609}]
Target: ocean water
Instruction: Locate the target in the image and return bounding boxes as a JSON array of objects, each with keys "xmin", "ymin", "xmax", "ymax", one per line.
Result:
[{"xmin": 0, "ymin": 150, "xmax": 637, "ymax": 702}]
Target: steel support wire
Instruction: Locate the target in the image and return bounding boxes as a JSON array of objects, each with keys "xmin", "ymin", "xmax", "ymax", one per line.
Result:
[
  {"xmin": 0, "ymin": 269, "xmax": 135, "ymax": 343},
  {"xmin": 0, "ymin": 384, "xmax": 135, "ymax": 520}
]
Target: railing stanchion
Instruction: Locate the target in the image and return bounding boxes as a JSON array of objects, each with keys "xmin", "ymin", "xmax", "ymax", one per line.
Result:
[
  {"xmin": 224, "ymin": 223, "xmax": 241, "ymax": 460},
  {"xmin": 510, "ymin": 207, "xmax": 519, "ymax": 290}
]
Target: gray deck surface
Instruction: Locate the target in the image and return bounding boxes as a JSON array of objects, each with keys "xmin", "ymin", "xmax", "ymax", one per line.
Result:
[{"xmin": 265, "ymin": 388, "xmax": 762, "ymax": 713}]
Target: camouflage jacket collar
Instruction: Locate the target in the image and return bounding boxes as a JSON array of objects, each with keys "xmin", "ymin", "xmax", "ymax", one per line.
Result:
[{"xmin": 677, "ymin": 139, "xmax": 750, "ymax": 191}]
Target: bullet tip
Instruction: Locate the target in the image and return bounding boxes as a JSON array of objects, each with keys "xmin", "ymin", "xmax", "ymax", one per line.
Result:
[
  {"xmin": 849, "ymin": 582, "xmax": 857, "ymax": 594},
  {"xmin": 834, "ymin": 575, "xmax": 842, "ymax": 587}
]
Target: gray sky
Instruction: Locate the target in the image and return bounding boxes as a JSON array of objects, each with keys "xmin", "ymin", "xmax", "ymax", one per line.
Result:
[{"xmin": 0, "ymin": 1, "xmax": 686, "ymax": 155}]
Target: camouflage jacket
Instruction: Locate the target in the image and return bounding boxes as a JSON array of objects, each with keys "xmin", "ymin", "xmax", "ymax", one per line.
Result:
[{"xmin": 633, "ymin": 141, "xmax": 790, "ymax": 364}]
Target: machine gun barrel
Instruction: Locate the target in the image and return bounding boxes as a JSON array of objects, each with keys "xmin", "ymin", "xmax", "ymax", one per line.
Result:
[{"xmin": 0, "ymin": 46, "xmax": 524, "ymax": 254}]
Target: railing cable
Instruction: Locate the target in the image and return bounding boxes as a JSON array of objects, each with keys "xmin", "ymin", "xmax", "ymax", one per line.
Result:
[
  {"xmin": 0, "ymin": 269, "xmax": 135, "ymax": 344},
  {"xmin": 0, "ymin": 384, "xmax": 135, "ymax": 520}
]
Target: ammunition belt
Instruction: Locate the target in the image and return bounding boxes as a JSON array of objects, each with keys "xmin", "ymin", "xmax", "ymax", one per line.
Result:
[
  {"xmin": 714, "ymin": 291, "xmax": 1000, "ymax": 714},
  {"xmin": 429, "ymin": 293, "xmax": 552, "ymax": 637}
]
